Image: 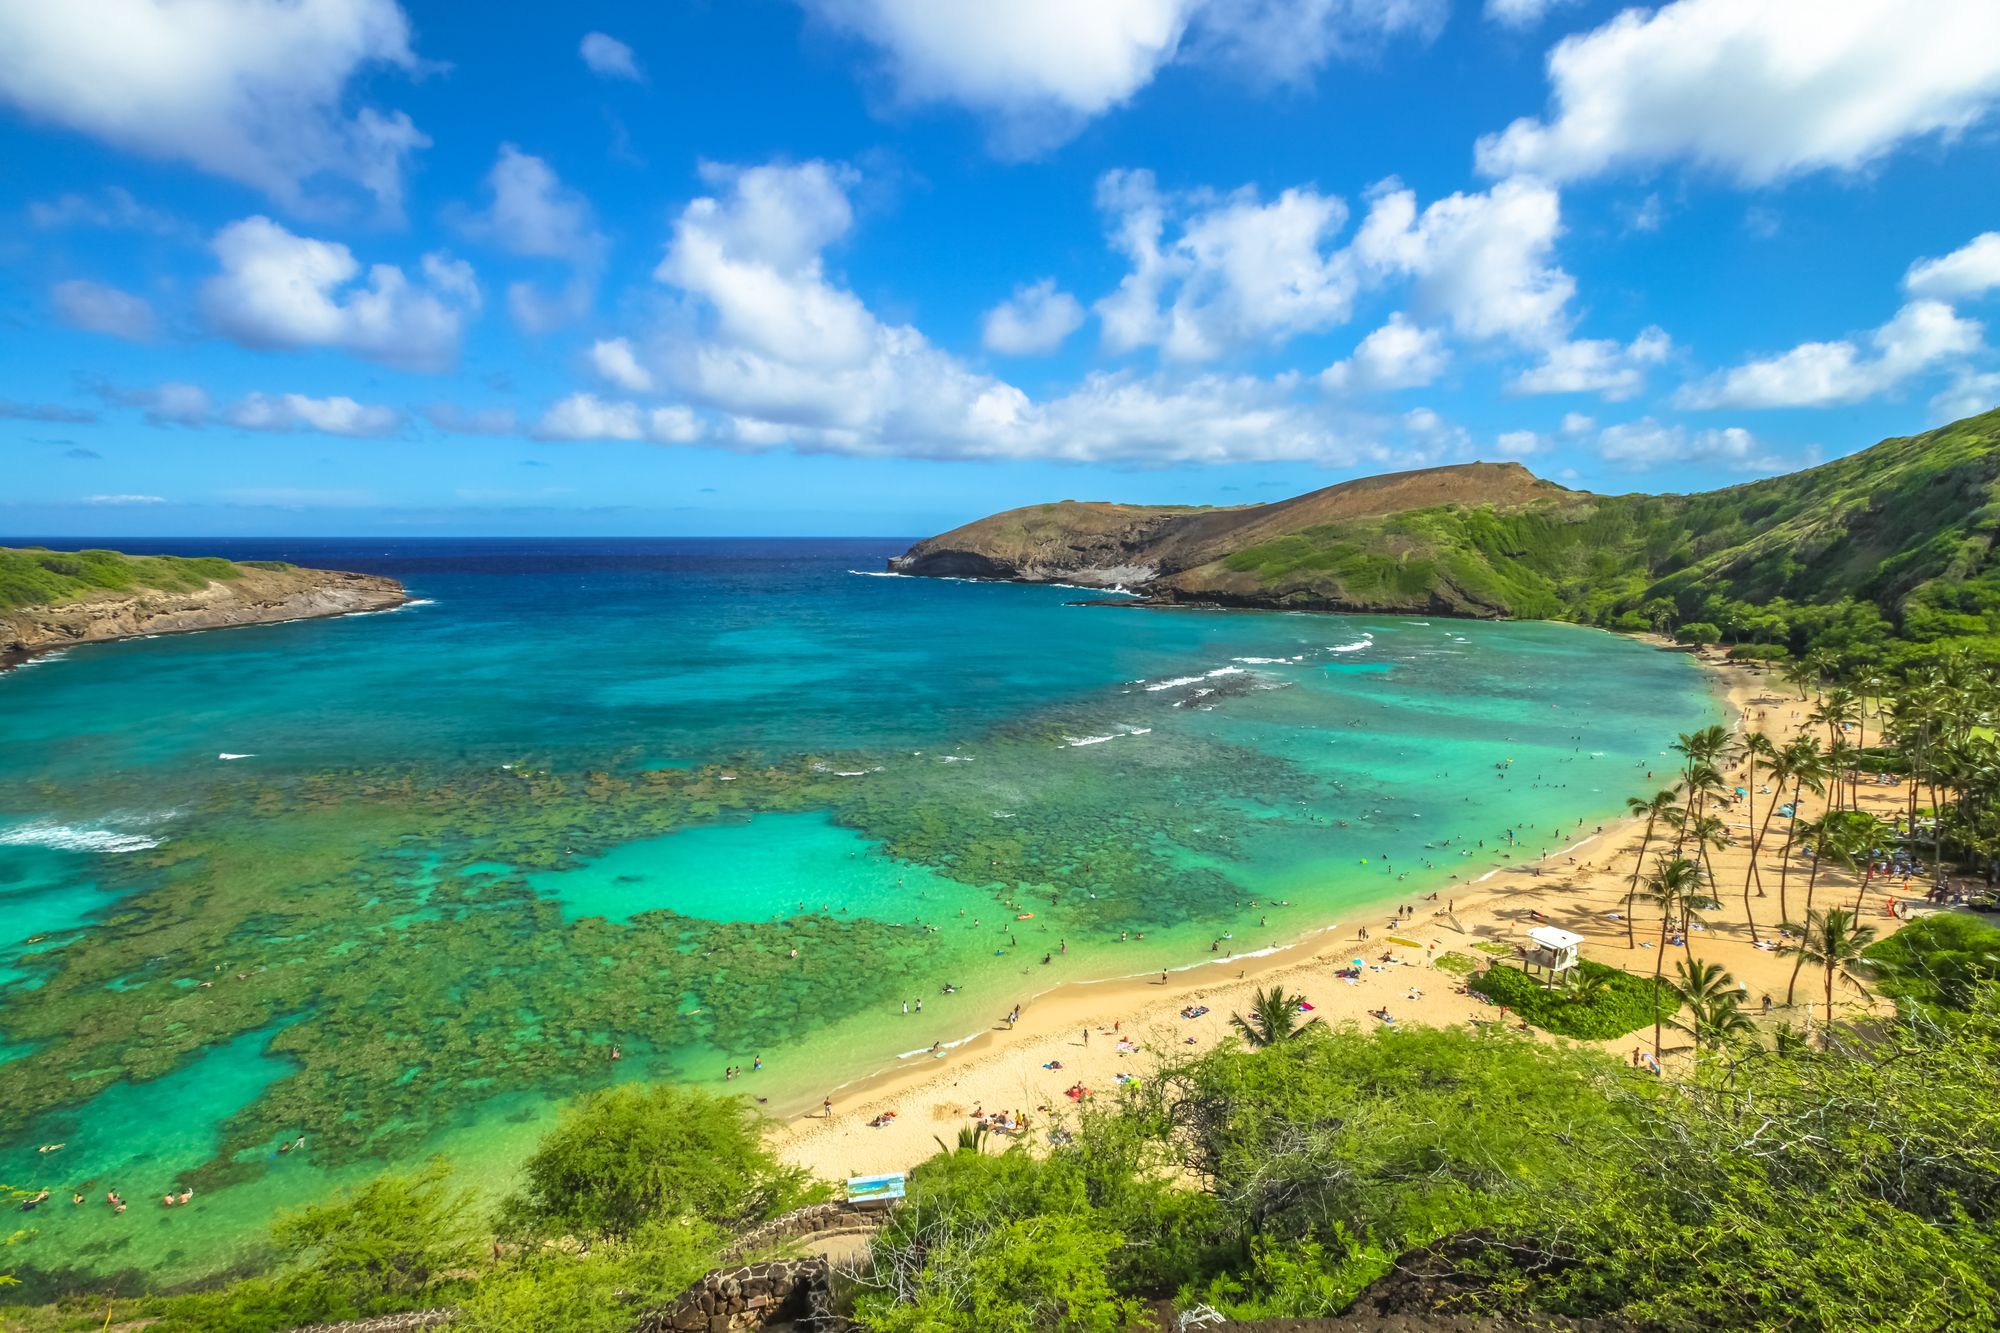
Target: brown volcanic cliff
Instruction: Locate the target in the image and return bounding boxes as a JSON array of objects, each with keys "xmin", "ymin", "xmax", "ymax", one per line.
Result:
[
  {"xmin": 2, "ymin": 563, "xmax": 408, "ymax": 664},
  {"xmin": 891, "ymin": 461, "xmax": 1569, "ymax": 610}
]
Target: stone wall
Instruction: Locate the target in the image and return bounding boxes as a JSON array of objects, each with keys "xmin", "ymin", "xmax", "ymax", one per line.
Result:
[
  {"xmin": 720, "ymin": 1199, "xmax": 886, "ymax": 1262},
  {"xmin": 634, "ymin": 1257, "xmax": 829, "ymax": 1332}
]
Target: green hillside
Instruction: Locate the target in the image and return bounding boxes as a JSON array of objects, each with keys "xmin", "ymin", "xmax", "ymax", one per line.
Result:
[
  {"xmin": 1204, "ymin": 407, "xmax": 2000, "ymax": 664},
  {"xmin": 0, "ymin": 546, "xmax": 294, "ymax": 611},
  {"xmin": 901, "ymin": 407, "xmax": 2000, "ymax": 668}
]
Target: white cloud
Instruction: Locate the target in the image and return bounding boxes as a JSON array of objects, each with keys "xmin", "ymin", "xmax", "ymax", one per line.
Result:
[
  {"xmin": 1350, "ymin": 176, "xmax": 1573, "ymax": 347},
  {"xmin": 198, "ymin": 216, "xmax": 478, "ymax": 372},
  {"xmin": 1510, "ymin": 327, "xmax": 1670, "ymax": 400},
  {"xmin": 460, "ymin": 145, "xmax": 605, "ymax": 263},
  {"xmin": 455, "ymin": 145, "xmax": 607, "ymax": 332},
  {"xmin": 1483, "ymin": 0, "xmax": 1576, "ymax": 29},
  {"xmin": 0, "ymin": 0, "xmax": 428, "ymax": 219},
  {"xmin": 1904, "ymin": 232, "xmax": 2000, "ymax": 302},
  {"xmin": 1495, "ymin": 428, "xmax": 1544, "ymax": 456},
  {"xmin": 1187, "ymin": 0, "xmax": 1447, "ymax": 86},
  {"xmin": 27, "ymin": 186, "xmax": 192, "ymax": 238},
  {"xmin": 1595, "ymin": 418, "xmax": 1778, "ymax": 472},
  {"xmin": 633, "ymin": 160, "xmax": 1409, "ymax": 464},
  {"xmin": 1676, "ymin": 300, "xmax": 1983, "ymax": 409},
  {"xmin": 52, "ymin": 279, "xmax": 157, "ymax": 341},
  {"xmin": 1094, "ymin": 169, "xmax": 1357, "ymax": 360},
  {"xmin": 86, "ymin": 493, "xmax": 166, "ymax": 505},
  {"xmin": 1931, "ymin": 370, "xmax": 2000, "ymax": 423},
  {"xmin": 1477, "ymin": 0, "xmax": 2000, "ymax": 185},
  {"xmin": 1320, "ymin": 313, "xmax": 1447, "ymax": 391},
  {"xmin": 1559, "ymin": 411, "xmax": 1595, "ymax": 435},
  {"xmin": 225, "ymin": 391, "xmax": 400, "ymax": 436},
  {"xmin": 532, "ymin": 393, "xmax": 704, "ymax": 444},
  {"xmin": 590, "ymin": 337, "xmax": 656, "ymax": 392},
  {"xmin": 981, "ymin": 279, "xmax": 1086, "ymax": 356},
  {"xmin": 806, "ymin": 0, "xmax": 1442, "ymax": 156},
  {"xmin": 90, "ymin": 380, "xmax": 213, "ymax": 427},
  {"xmin": 579, "ymin": 31, "xmax": 642, "ymax": 81}
]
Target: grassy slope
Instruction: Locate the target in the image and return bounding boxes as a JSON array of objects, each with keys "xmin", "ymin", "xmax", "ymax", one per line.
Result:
[
  {"xmin": 0, "ymin": 547, "xmax": 294, "ymax": 612},
  {"xmin": 1184, "ymin": 408, "xmax": 2000, "ymax": 654}
]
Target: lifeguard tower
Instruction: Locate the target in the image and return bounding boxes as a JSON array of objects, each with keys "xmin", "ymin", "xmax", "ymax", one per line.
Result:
[{"xmin": 1523, "ymin": 925, "xmax": 1583, "ymax": 987}]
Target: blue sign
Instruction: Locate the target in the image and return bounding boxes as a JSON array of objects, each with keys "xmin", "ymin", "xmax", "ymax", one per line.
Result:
[{"xmin": 847, "ymin": 1172, "xmax": 906, "ymax": 1201}]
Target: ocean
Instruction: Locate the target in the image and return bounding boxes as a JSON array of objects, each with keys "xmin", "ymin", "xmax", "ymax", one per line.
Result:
[{"xmin": 0, "ymin": 537, "xmax": 1720, "ymax": 1293}]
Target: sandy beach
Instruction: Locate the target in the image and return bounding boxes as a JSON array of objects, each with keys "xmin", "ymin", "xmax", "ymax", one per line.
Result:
[{"xmin": 771, "ymin": 643, "xmax": 1922, "ymax": 1183}]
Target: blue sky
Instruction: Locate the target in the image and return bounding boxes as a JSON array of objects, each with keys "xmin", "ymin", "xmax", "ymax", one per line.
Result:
[{"xmin": 3, "ymin": 0, "xmax": 1999, "ymax": 538}]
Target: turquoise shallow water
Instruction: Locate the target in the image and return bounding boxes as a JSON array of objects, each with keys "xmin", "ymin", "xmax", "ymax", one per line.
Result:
[{"xmin": 0, "ymin": 539, "xmax": 1719, "ymax": 1294}]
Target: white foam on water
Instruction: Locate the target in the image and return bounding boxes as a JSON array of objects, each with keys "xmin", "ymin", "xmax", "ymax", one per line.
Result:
[
  {"xmin": 1327, "ymin": 636, "xmax": 1374, "ymax": 653},
  {"xmin": 218, "ymin": 753, "xmax": 256, "ymax": 761},
  {"xmin": 939, "ymin": 755, "xmax": 975, "ymax": 763},
  {"xmin": 897, "ymin": 1029, "xmax": 985, "ymax": 1060},
  {"xmin": 1144, "ymin": 675, "xmax": 1206, "ymax": 692},
  {"xmin": 847, "ymin": 570, "xmax": 910, "ymax": 578},
  {"xmin": 0, "ymin": 820, "xmax": 162, "ymax": 854},
  {"xmin": 1064, "ymin": 733, "xmax": 1117, "ymax": 746}
]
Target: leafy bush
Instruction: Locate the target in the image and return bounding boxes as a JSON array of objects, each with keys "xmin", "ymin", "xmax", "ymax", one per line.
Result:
[
  {"xmin": 1469, "ymin": 960, "xmax": 1674, "ymax": 1039},
  {"xmin": 498, "ymin": 1084, "xmax": 820, "ymax": 1242},
  {"xmin": 1866, "ymin": 912, "xmax": 2000, "ymax": 1013}
]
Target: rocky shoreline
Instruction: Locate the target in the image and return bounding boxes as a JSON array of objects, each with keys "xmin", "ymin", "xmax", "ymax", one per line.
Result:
[{"xmin": 0, "ymin": 565, "xmax": 409, "ymax": 670}]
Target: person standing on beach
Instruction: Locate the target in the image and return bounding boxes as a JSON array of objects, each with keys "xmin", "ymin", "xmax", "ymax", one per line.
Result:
[{"xmin": 822, "ymin": 1097, "xmax": 833, "ymax": 1118}]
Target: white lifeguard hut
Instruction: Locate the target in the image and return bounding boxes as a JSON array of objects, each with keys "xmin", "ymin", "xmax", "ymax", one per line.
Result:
[{"xmin": 1523, "ymin": 925, "xmax": 1583, "ymax": 987}]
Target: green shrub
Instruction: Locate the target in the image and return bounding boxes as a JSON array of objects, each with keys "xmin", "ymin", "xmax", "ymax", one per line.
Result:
[
  {"xmin": 498, "ymin": 1084, "xmax": 820, "ymax": 1242},
  {"xmin": 1867, "ymin": 912, "xmax": 2000, "ymax": 1013},
  {"xmin": 1469, "ymin": 960, "xmax": 1674, "ymax": 1039}
]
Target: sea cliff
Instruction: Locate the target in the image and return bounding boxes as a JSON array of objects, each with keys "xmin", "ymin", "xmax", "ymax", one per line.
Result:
[{"xmin": 1, "ymin": 552, "xmax": 407, "ymax": 666}]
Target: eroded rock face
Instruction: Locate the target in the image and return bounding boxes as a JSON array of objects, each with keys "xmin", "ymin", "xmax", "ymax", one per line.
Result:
[{"xmin": 1, "ymin": 567, "xmax": 408, "ymax": 663}]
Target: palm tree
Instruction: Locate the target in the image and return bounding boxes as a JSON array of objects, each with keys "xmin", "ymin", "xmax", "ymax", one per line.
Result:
[
  {"xmin": 1773, "ymin": 736, "xmax": 1829, "ymax": 925},
  {"xmin": 934, "ymin": 1123, "xmax": 991, "ymax": 1156},
  {"xmin": 1841, "ymin": 812, "xmax": 1894, "ymax": 918},
  {"xmin": 1784, "ymin": 906, "xmax": 1877, "ymax": 1031},
  {"xmin": 1781, "ymin": 657, "xmax": 1816, "ymax": 702},
  {"xmin": 1737, "ymin": 730, "xmax": 1777, "ymax": 942},
  {"xmin": 1566, "ymin": 967, "xmax": 1613, "ymax": 1008},
  {"xmin": 1622, "ymin": 788, "xmax": 1679, "ymax": 949},
  {"xmin": 1230, "ymin": 986, "xmax": 1321, "ymax": 1047},
  {"xmin": 1643, "ymin": 857, "xmax": 1702, "ymax": 1058},
  {"xmin": 1669, "ymin": 958, "xmax": 1755, "ymax": 1055}
]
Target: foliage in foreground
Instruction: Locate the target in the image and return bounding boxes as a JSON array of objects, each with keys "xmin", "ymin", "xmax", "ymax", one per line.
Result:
[
  {"xmin": 1867, "ymin": 910, "xmax": 2000, "ymax": 1014},
  {"xmin": 843, "ymin": 1004, "xmax": 2000, "ymax": 1332},
  {"xmin": 0, "ymin": 1085, "xmax": 795, "ymax": 1333},
  {"xmin": 1467, "ymin": 958, "xmax": 1672, "ymax": 1039}
]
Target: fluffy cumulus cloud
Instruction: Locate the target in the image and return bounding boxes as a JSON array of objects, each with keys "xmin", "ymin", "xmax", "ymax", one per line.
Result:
[
  {"xmin": 1477, "ymin": 0, "xmax": 2000, "ymax": 185},
  {"xmin": 532, "ymin": 393, "xmax": 701, "ymax": 444},
  {"xmin": 805, "ymin": 0, "xmax": 1442, "ymax": 155},
  {"xmin": 622, "ymin": 158, "xmax": 1388, "ymax": 464},
  {"xmin": 579, "ymin": 31, "xmax": 642, "ymax": 81},
  {"xmin": 981, "ymin": 279, "xmax": 1086, "ymax": 356},
  {"xmin": 1676, "ymin": 301, "xmax": 1983, "ymax": 409},
  {"xmin": 1509, "ymin": 327, "xmax": 1671, "ymax": 400},
  {"xmin": 1320, "ymin": 313, "xmax": 1447, "ymax": 392},
  {"xmin": 89, "ymin": 380, "xmax": 213, "ymax": 427},
  {"xmin": 1094, "ymin": 169, "xmax": 1357, "ymax": 360},
  {"xmin": 454, "ymin": 145, "xmax": 608, "ymax": 333},
  {"xmin": 1904, "ymin": 233, "xmax": 2000, "ymax": 303},
  {"xmin": 225, "ymin": 391, "xmax": 401, "ymax": 436},
  {"xmin": 0, "ymin": 0, "xmax": 428, "ymax": 219},
  {"xmin": 1349, "ymin": 176, "xmax": 1574, "ymax": 347},
  {"xmin": 1593, "ymin": 418, "xmax": 1778, "ymax": 472},
  {"xmin": 51, "ymin": 279, "xmax": 157, "ymax": 341},
  {"xmin": 198, "ymin": 216, "xmax": 479, "ymax": 371},
  {"xmin": 590, "ymin": 338, "xmax": 656, "ymax": 392}
]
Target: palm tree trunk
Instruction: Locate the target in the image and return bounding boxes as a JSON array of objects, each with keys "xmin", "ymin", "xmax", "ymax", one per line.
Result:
[
  {"xmin": 1742, "ymin": 774, "xmax": 1761, "ymax": 943},
  {"xmin": 1625, "ymin": 813, "xmax": 1656, "ymax": 950},
  {"xmin": 1777, "ymin": 778, "xmax": 1804, "ymax": 923},
  {"xmin": 1652, "ymin": 907, "xmax": 1670, "ymax": 1058},
  {"xmin": 1850, "ymin": 860, "xmax": 1877, "ymax": 918},
  {"xmin": 1786, "ymin": 923, "xmax": 1811, "ymax": 1006}
]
